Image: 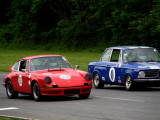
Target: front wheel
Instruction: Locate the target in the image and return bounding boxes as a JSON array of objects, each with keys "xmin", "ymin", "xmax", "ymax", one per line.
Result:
[
  {"xmin": 93, "ymin": 73, "xmax": 104, "ymax": 88},
  {"xmin": 125, "ymin": 75, "xmax": 135, "ymax": 91},
  {"xmin": 79, "ymin": 93, "xmax": 90, "ymax": 99},
  {"xmin": 32, "ymin": 83, "xmax": 42, "ymax": 101},
  {"xmin": 6, "ymin": 80, "xmax": 18, "ymax": 98}
]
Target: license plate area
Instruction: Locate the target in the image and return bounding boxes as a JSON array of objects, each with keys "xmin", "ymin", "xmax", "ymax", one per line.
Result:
[{"xmin": 64, "ymin": 89, "xmax": 80, "ymax": 95}]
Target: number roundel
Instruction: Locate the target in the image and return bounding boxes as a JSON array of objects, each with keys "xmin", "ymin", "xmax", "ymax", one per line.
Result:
[{"xmin": 109, "ymin": 67, "xmax": 115, "ymax": 82}]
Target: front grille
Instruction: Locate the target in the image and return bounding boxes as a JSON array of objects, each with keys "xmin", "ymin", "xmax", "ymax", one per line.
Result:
[
  {"xmin": 43, "ymin": 91, "xmax": 61, "ymax": 95},
  {"xmin": 82, "ymin": 89, "xmax": 90, "ymax": 93},
  {"xmin": 64, "ymin": 89, "xmax": 80, "ymax": 95},
  {"xmin": 145, "ymin": 71, "xmax": 158, "ymax": 77},
  {"xmin": 84, "ymin": 83, "xmax": 89, "ymax": 86},
  {"xmin": 52, "ymin": 85, "xmax": 58, "ymax": 88}
]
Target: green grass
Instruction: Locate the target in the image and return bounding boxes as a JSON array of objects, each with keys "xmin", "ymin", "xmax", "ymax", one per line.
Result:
[
  {"xmin": 0, "ymin": 49, "xmax": 102, "ymax": 72},
  {"xmin": 0, "ymin": 118, "xmax": 20, "ymax": 120}
]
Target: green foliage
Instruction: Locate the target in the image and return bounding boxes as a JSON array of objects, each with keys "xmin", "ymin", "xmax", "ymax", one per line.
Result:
[{"xmin": 0, "ymin": 0, "xmax": 159, "ymax": 51}]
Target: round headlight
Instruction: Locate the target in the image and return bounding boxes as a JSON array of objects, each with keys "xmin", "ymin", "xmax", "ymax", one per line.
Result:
[
  {"xmin": 138, "ymin": 71, "xmax": 145, "ymax": 78},
  {"xmin": 45, "ymin": 76, "xmax": 52, "ymax": 84},
  {"xmin": 85, "ymin": 73, "xmax": 92, "ymax": 81}
]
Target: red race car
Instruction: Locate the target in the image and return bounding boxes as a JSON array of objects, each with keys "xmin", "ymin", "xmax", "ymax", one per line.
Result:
[{"xmin": 3, "ymin": 55, "xmax": 92, "ymax": 101}]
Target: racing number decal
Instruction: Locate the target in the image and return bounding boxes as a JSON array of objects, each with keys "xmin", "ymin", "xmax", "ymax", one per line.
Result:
[
  {"xmin": 18, "ymin": 75, "xmax": 23, "ymax": 86},
  {"xmin": 109, "ymin": 67, "xmax": 115, "ymax": 82},
  {"xmin": 59, "ymin": 75, "xmax": 71, "ymax": 79}
]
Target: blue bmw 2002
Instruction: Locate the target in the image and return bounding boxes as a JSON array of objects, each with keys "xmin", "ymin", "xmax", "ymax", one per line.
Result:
[{"xmin": 88, "ymin": 46, "xmax": 160, "ymax": 90}]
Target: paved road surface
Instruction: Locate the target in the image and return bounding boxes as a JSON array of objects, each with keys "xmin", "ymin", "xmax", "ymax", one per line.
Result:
[{"xmin": 1, "ymin": 73, "xmax": 160, "ymax": 120}]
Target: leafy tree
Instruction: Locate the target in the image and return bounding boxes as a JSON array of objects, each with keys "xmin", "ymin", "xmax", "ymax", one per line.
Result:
[{"xmin": 0, "ymin": 0, "xmax": 159, "ymax": 51}]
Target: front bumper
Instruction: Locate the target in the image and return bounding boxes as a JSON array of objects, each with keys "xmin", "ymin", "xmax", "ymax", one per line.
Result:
[
  {"xmin": 134, "ymin": 79, "xmax": 160, "ymax": 82},
  {"xmin": 134, "ymin": 79, "xmax": 160, "ymax": 87},
  {"xmin": 40, "ymin": 86, "xmax": 92, "ymax": 96}
]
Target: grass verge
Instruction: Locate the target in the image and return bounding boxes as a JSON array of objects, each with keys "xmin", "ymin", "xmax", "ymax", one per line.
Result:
[
  {"xmin": 0, "ymin": 49, "xmax": 102, "ymax": 72},
  {"xmin": 0, "ymin": 118, "xmax": 20, "ymax": 120}
]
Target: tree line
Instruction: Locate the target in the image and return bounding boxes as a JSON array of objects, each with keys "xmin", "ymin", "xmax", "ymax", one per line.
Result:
[{"xmin": 0, "ymin": 0, "xmax": 159, "ymax": 51}]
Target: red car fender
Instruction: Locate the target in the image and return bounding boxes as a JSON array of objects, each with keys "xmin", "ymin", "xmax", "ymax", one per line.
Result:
[
  {"xmin": 3, "ymin": 73, "xmax": 12, "ymax": 87},
  {"xmin": 30, "ymin": 74, "xmax": 46, "ymax": 89},
  {"xmin": 76, "ymin": 70, "xmax": 92, "ymax": 81},
  {"xmin": 3, "ymin": 73, "xmax": 19, "ymax": 93}
]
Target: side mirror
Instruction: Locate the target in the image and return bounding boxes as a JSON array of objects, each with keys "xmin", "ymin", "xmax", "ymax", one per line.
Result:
[
  {"xmin": 75, "ymin": 65, "xmax": 79, "ymax": 70},
  {"xmin": 9, "ymin": 66, "xmax": 13, "ymax": 72}
]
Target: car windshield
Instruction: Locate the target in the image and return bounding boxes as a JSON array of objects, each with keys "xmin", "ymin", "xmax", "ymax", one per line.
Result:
[
  {"xmin": 30, "ymin": 56, "xmax": 72, "ymax": 71},
  {"xmin": 123, "ymin": 48, "xmax": 160, "ymax": 63}
]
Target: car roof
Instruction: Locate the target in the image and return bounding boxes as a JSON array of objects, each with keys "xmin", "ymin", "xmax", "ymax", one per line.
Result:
[
  {"xmin": 108, "ymin": 46, "xmax": 153, "ymax": 50},
  {"xmin": 22, "ymin": 55, "xmax": 62, "ymax": 60}
]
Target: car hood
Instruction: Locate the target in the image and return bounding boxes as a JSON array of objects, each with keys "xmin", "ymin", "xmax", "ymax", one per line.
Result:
[
  {"xmin": 39, "ymin": 69, "xmax": 85, "ymax": 87},
  {"xmin": 126, "ymin": 62, "xmax": 160, "ymax": 69}
]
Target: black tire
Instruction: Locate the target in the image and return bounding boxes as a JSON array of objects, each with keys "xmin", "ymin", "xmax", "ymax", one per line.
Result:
[
  {"xmin": 93, "ymin": 73, "xmax": 104, "ymax": 88},
  {"xmin": 79, "ymin": 93, "xmax": 90, "ymax": 99},
  {"xmin": 125, "ymin": 75, "xmax": 135, "ymax": 91},
  {"xmin": 32, "ymin": 82, "xmax": 42, "ymax": 101},
  {"xmin": 6, "ymin": 80, "xmax": 18, "ymax": 99}
]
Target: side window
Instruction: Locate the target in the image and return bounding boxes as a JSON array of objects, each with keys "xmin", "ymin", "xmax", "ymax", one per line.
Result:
[
  {"xmin": 101, "ymin": 49, "xmax": 112, "ymax": 62},
  {"xmin": 110, "ymin": 49, "xmax": 121, "ymax": 62},
  {"xmin": 19, "ymin": 60, "xmax": 28, "ymax": 72},
  {"xmin": 12, "ymin": 62, "xmax": 19, "ymax": 71}
]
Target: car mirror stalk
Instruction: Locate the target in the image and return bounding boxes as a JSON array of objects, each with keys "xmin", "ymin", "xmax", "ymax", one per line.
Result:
[{"xmin": 75, "ymin": 65, "xmax": 79, "ymax": 70}]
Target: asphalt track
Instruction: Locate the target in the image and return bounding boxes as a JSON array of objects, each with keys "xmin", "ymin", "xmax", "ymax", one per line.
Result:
[{"xmin": 1, "ymin": 73, "xmax": 160, "ymax": 120}]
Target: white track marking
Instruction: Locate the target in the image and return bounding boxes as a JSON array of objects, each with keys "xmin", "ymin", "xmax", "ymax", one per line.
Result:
[
  {"xmin": 0, "ymin": 115, "xmax": 39, "ymax": 120},
  {"xmin": 95, "ymin": 96, "xmax": 145, "ymax": 102},
  {"xmin": 0, "ymin": 107, "xmax": 19, "ymax": 111}
]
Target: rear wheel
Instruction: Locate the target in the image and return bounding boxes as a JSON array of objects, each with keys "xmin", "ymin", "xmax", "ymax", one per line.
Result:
[
  {"xmin": 93, "ymin": 73, "xmax": 104, "ymax": 88},
  {"xmin": 32, "ymin": 83, "xmax": 42, "ymax": 101},
  {"xmin": 79, "ymin": 93, "xmax": 90, "ymax": 99},
  {"xmin": 125, "ymin": 75, "xmax": 135, "ymax": 91},
  {"xmin": 6, "ymin": 80, "xmax": 18, "ymax": 98}
]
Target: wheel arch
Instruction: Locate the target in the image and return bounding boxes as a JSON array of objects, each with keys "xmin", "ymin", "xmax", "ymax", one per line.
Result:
[
  {"xmin": 123, "ymin": 69, "xmax": 135, "ymax": 83},
  {"xmin": 124, "ymin": 73, "xmax": 132, "ymax": 81},
  {"xmin": 31, "ymin": 80, "xmax": 38, "ymax": 92},
  {"xmin": 5, "ymin": 78, "xmax": 11, "ymax": 87},
  {"xmin": 93, "ymin": 70, "xmax": 100, "ymax": 77},
  {"xmin": 93, "ymin": 70, "xmax": 103, "ymax": 81}
]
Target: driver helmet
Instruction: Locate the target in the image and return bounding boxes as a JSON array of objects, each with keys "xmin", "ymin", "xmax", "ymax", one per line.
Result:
[
  {"xmin": 137, "ymin": 51, "xmax": 148, "ymax": 61},
  {"xmin": 48, "ymin": 57, "xmax": 58, "ymax": 67}
]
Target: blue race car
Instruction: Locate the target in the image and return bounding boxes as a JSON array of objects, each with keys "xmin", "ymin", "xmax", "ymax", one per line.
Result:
[{"xmin": 88, "ymin": 46, "xmax": 160, "ymax": 90}]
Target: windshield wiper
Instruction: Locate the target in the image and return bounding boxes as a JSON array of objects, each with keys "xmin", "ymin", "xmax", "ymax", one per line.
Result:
[
  {"xmin": 125, "ymin": 61, "xmax": 138, "ymax": 63},
  {"xmin": 48, "ymin": 68, "xmax": 63, "ymax": 71},
  {"xmin": 146, "ymin": 60, "xmax": 156, "ymax": 62}
]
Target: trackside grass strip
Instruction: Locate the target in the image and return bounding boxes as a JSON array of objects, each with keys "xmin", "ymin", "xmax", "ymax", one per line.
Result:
[{"xmin": 0, "ymin": 49, "xmax": 101, "ymax": 72}]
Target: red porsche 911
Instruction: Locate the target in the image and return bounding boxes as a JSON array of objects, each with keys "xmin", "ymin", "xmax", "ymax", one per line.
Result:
[{"xmin": 3, "ymin": 55, "xmax": 92, "ymax": 101}]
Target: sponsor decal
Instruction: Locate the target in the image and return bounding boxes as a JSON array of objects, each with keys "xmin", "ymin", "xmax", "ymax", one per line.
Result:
[
  {"xmin": 29, "ymin": 74, "xmax": 31, "ymax": 78},
  {"xmin": 118, "ymin": 76, "xmax": 121, "ymax": 83},
  {"xmin": 118, "ymin": 80, "xmax": 122, "ymax": 83},
  {"xmin": 28, "ymin": 80, "xmax": 31, "ymax": 85},
  {"xmin": 102, "ymin": 77, "xmax": 105, "ymax": 81},
  {"xmin": 18, "ymin": 75, "xmax": 23, "ymax": 86},
  {"xmin": 59, "ymin": 75, "xmax": 71, "ymax": 79},
  {"xmin": 109, "ymin": 67, "xmax": 115, "ymax": 82}
]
